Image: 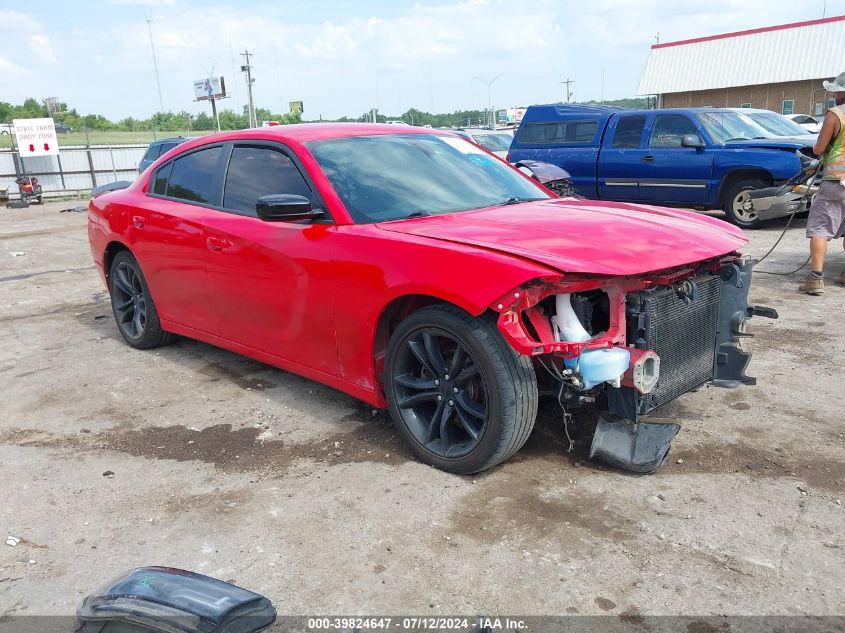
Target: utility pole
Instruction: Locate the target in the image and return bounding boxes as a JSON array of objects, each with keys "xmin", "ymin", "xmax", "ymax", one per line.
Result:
[
  {"xmin": 240, "ymin": 49, "xmax": 256, "ymax": 128},
  {"xmin": 475, "ymin": 74, "xmax": 502, "ymax": 128},
  {"xmin": 146, "ymin": 11, "xmax": 165, "ymax": 113},
  {"xmin": 561, "ymin": 78, "xmax": 575, "ymax": 103}
]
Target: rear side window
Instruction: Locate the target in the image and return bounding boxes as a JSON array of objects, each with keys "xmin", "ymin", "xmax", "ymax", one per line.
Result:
[
  {"xmin": 518, "ymin": 120, "xmax": 598, "ymax": 145},
  {"xmin": 142, "ymin": 144, "xmax": 162, "ymax": 162},
  {"xmin": 222, "ymin": 146, "xmax": 312, "ymax": 216},
  {"xmin": 152, "ymin": 162, "xmax": 172, "ymax": 194},
  {"xmin": 648, "ymin": 115, "xmax": 701, "ymax": 148},
  {"xmin": 612, "ymin": 116, "xmax": 647, "ymax": 148},
  {"xmin": 166, "ymin": 146, "xmax": 222, "ymax": 203},
  {"xmin": 158, "ymin": 142, "xmax": 179, "ymax": 157}
]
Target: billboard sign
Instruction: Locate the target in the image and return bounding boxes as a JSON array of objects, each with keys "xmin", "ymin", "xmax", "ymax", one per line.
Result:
[
  {"xmin": 193, "ymin": 76, "xmax": 226, "ymax": 101},
  {"xmin": 13, "ymin": 118, "xmax": 59, "ymax": 157}
]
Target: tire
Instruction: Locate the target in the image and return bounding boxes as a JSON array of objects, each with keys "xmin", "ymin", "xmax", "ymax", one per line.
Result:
[
  {"xmin": 384, "ymin": 304, "xmax": 538, "ymax": 474},
  {"xmin": 722, "ymin": 179, "xmax": 767, "ymax": 229},
  {"xmin": 108, "ymin": 251, "xmax": 175, "ymax": 349}
]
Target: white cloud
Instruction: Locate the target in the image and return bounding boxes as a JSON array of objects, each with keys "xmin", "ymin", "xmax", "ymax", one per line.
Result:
[{"xmin": 1, "ymin": 0, "xmax": 842, "ymax": 119}]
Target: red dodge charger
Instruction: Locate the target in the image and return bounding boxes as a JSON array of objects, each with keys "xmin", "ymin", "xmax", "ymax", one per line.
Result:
[{"xmin": 89, "ymin": 124, "xmax": 773, "ymax": 474}]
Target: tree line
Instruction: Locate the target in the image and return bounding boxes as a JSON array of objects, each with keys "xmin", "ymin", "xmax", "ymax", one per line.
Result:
[{"xmin": 0, "ymin": 97, "xmax": 652, "ymax": 132}]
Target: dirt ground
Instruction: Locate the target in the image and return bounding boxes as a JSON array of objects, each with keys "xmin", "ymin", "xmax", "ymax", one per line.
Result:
[{"xmin": 0, "ymin": 200, "xmax": 843, "ymax": 622}]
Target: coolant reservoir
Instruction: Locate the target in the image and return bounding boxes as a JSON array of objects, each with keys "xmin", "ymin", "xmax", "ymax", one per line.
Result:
[{"xmin": 565, "ymin": 347, "xmax": 631, "ymax": 390}]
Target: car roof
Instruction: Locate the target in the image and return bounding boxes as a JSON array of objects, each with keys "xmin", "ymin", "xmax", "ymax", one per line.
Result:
[
  {"xmin": 151, "ymin": 137, "xmax": 186, "ymax": 144},
  {"xmin": 183, "ymin": 123, "xmax": 442, "ymax": 146}
]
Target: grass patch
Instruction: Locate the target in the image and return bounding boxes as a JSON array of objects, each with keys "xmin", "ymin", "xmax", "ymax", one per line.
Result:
[{"xmin": 0, "ymin": 130, "xmax": 210, "ymax": 149}]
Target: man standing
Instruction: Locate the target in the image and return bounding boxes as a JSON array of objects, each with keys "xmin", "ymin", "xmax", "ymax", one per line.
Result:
[{"xmin": 800, "ymin": 72, "xmax": 845, "ymax": 294}]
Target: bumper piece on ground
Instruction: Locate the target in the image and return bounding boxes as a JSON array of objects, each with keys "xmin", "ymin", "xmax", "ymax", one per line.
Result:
[{"xmin": 589, "ymin": 415, "xmax": 680, "ymax": 474}]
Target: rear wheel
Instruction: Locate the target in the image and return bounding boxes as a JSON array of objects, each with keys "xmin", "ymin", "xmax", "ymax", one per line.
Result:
[
  {"xmin": 384, "ymin": 304, "xmax": 537, "ymax": 474},
  {"xmin": 109, "ymin": 251, "xmax": 175, "ymax": 349},
  {"xmin": 723, "ymin": 179, "xmax": 766, "ymax": 229}
]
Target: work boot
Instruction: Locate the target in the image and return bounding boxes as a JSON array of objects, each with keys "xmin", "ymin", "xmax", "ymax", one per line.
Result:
[
  {"xmin": 836, "ymin": 270, "xmax": 845, "ymax": 286},
  {"xmin": 799, "ymin": 274, "xmax": 825, "ymax": 295}
]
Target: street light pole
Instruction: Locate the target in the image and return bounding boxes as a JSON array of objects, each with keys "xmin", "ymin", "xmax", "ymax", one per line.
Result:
[
  {"xmin": 145, "ymin": 11, "xmax": 165, "ymax": 113},
  {"xmin": 475, "ymin": 74, "xmax": 502, "ymax": 128}
]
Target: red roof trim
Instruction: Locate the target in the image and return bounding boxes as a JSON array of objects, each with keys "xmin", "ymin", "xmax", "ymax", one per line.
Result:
[{"xmin": 652, "ymin": 14, "xmax": 845, "ymax": 49}]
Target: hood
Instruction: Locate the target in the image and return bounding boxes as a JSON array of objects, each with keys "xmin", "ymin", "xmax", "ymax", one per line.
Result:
[
  {"xmin": 725, "ymin": 138, "xmax": 810, "ymax": 150},
  {"xmin": 377, "ymin": 199, "xmax": 747, "ymax": 276}
]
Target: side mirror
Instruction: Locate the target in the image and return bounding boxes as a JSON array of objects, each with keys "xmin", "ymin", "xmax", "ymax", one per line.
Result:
[
  {"xmin": 681, "ymin": 134, "xmax": 705, "ymax": 149},
  {"xmin": 256, "ymin": 194, "xmax": 323, "ymax": 222}
]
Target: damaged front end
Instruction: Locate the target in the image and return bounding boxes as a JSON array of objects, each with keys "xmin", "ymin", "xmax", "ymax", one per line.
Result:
[{"xmin": 493, "ymin": 256, "xmax": 777, "ymax": 474}]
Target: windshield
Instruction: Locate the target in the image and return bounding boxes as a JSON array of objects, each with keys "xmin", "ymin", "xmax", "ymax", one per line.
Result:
[
  {"xmin": 469, "ymin": 132, "xmax": 513, "ymax": 152},
  {"xmin": 306, "ymin": 134, "xmax": 549, "ymax": 223},
  {"xmin": 746, "ymin": 112, "xmax": 809, "ymax": 137},
  {"xmin": 695, "ymin": 111, "xmax": 770, "ymax": 143}
]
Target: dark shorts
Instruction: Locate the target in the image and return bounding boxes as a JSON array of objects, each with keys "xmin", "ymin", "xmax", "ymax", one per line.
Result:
[{"xmin": 806, "ymin": 180, "xmax": 845, "ymax": 240}]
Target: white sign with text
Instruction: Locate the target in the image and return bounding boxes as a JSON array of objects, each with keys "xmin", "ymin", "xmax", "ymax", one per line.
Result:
[{"xmin": 13, "ymin": 118, "xmax": 60, "ymax": 157}]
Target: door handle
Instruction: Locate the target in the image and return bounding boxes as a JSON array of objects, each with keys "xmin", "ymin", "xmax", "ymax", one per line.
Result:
[
  {"xmin": 206, "ymin": 236, "xmax": 231, "ymax": 252},
  {"xmin": 642, "ymin": 155, "xmax": 655, "ymax": 163},
  {"xmin": 131, "ymin": 215, "xmax": 145, "ymax": 228}
]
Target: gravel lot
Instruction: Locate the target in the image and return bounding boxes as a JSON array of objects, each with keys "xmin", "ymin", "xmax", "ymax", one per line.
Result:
[{"xmin": 0, "ymin": 200, "xmax": 843, "ymax": 622}]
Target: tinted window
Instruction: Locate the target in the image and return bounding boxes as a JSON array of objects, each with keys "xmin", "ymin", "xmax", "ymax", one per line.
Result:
[
  {"xmin": 612, "ymin": 116, "xmax": 647, "ymax": 148},
  {"xmin": 152, "ymin": 162, "xmax": 172, "ymax": 195},
  {"xmin": 166, "ymin": 146, "xmax": 222, "ymax": 203},
  {"xmin": 142, "ymin": 144, "xmax": 162, "ymax": 162},
  {"xmin": 159, "ymin": 142, "xmax": 179, "ymax": 156},
  {"xmin": 648, "ymin": 115, "xmax": 701, "ymax": 148},
  {"xmin": 223, "ymin": 146, "xmax": 312, "ymax": 215},
  {"xmin": 518, "ymin": 120, "xmax": 598, "ymax": 144}
]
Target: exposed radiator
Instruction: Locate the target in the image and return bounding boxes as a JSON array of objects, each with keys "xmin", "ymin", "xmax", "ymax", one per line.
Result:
[{"xmin": 626, "ymin": 275, "xmax": 721, "ymax": 413}]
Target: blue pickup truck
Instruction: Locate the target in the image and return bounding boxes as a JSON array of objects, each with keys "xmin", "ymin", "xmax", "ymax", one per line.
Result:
[{"xmin": 509, "ymin": 105, "xmax": 812, "ymax": 227}]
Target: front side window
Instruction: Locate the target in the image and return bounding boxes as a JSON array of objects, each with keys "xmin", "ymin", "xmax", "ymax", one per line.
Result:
[
  {"xmin": 517, "ymin": 120, "xmax": 599, "ymax": 145},
  {"xmin": 166, "ymin": 146, "xmax": 222, "ymax": 204},
  {"xmin": 612, "ymin": 116, "xmax": 647, "ymax": 148},
  {"xmin": 648, "ymin": 114, "xmax": 701, "ymax": 148},
  {"xmin": 223, "ymin": 146, "xmax": 312, "ymax": 215},
  {"xmin": 782, "ymin": 99, "xmax": 795, "ymax": 115},
  {"xmin": 307, "ymin": 134, "xmax": 550, "ymax": 224}
]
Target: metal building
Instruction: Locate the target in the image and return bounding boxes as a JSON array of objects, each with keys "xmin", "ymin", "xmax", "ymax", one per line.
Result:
[{"xmin": 638, "ymin": 15, "xmax": 845, "ymax": 116}]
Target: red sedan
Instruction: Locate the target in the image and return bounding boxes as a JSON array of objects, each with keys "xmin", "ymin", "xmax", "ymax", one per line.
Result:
[{"xmin": 89, "ymin": 124, "xmax": 769, "ymax": 474}]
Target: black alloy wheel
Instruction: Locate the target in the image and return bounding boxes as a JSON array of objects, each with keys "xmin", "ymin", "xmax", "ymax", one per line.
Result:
[
  {"xmin": 391, "ymin": 327, "xmax": 488, "ymax": 458},
  {"xmin": 112, "ymin": 260, "xmax": 147, "ymax": 340},
  {"xmin": 108, "ymin": 251, "xmax": 174, "ymax": 349},
  {"xmin": 385, "ymin": 304, "xmax": 538, "ymax": 474}
]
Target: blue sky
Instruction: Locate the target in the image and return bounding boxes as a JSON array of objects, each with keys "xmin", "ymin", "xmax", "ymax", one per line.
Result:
[{"xmin": 2, "ymin": 0, "xmax": 843, "ymax": 120}]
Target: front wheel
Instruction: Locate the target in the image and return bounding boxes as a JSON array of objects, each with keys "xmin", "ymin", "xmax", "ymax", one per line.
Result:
[
  {"xmin": 384, "ymin": 304, "xmax": 538, "ymax": 474},
  {"xmin": 722, "ymin": 179, "xmax": 767, "ymax": 229}
]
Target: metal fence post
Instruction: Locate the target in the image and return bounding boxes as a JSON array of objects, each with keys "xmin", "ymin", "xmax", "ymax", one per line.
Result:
[
  {"xmin": 56, "ymin": 153, "xmax": 67, "ymax": 190},
  {"xmin": 87, "ymin": 142, "xmax": 97, "ymax": 189},
  {"xmin": 109, "ymin": 145, "xmax": 117, "ymax": 181}
]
